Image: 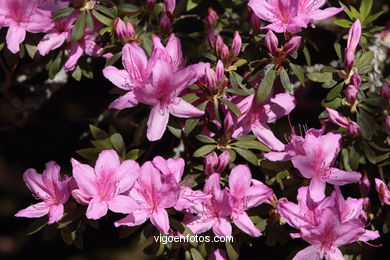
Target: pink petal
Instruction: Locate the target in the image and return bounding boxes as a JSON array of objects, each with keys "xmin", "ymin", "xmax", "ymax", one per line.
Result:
[
  {"xmin": 37, "ymin": 32, "xmax": 67, "ymax": 56},
  {"xmin": 292, "ymin": 245, "xmax": 320, "ymax": 260},
  {"xmin": 264, "ymin": 151, "xmax": 291, "ymax": 161},
  {"xmin": 71, "ymin": 158, "xmax": 97, "ymax": 197},
  {"xmin": 265, "ymin": 93, "xmax": 296, "ymax": 123},
  {"xmin": 326, "ymin": 168, "xmax": 361, "ymax": 186},
  {"xmin": 108, "ymin": 195, "xmax": 139, "ymax": 214},
  {"xmin": 165, "ymin": 34, "xmax": 184, "ymax": 70},
  {"xmin": 325, "ymin": 247, "xmax": 344, "ymax": 260},
  {"xmin": 358, "ymin": 230, "xmax": 380, "ymax": 242},
  {"xmin": 64, "ymin": 42, "xmax": 83, "ymax": 71},
  {"xmin": 94, "ymin": 150, "xmax": 121, "ymax": 179},
  {"xmin": 102, "ymin": 66, "xmax": 133, "ymax": 90},
  {"xmin": 232, "ymin": 212, "xmax": 261, "ymax": 237},
  {"xmin": 139, "ymin": 161, "xmax": 162, "ymax": 191},
  {"xmin": 86, "ymin": 198, "xmax": 108, "ymax": 220},
  {"xmin": 212, "ymin": 217, "xmax": 232, "ymax": 237},
  {"xmin": 114, "ymin": 209, "xmax": 149, "ymax": 227},
  {"xmin": 150, "ymin": 207, "xmax": 170, "ymax": 234},
  {"xmin": 122, "ymin": 43, "xmax": 148, "ymax": 85},
  {"xmin": 277, "ymin": 198, "xmax": 306, "ymax": 229},
  {"xmin": 109, "ymin": 91, "xmax": 139, "ymax": 110},
  {"xmin": 23, "ymin": 168, "xmax": 49, "ymax": 200},
  {"xmin": 42, "ymin": 161, "xmax": 61, "ymax": 193},
  {"xmin": 168, "ymin": 97, "xmax": 204, "ymax": 118},
  {"xmin": 146, "ymin": 103, "xmax": 170, "ymax": 141},
  {"xmin": 116, "ymin": 159, "xmax": 140, "ymax": 193},
  {"xmin": 166, "ymin": 158, "xmax": 185, "ymax": 183},
  {"xmin": 246, "ymin": 180, "xmax": 273, "ymax": 208},
  {"xmin": 229, "ymin": 165, "xmax": 251, "ymax": 198},
  {"xmin": 71, "ymin": 189, "xmax": 91, "ymax": 205},
  {"xmin": 48, "ymin": 204, "xmax": 64, "ymax": 224},
  {"xmin": 15, "ymin": 202, "xmax": 50, "ymax": 218},
  {"xmin": 309, "ymin": 177, "xmax": 326, "ymax": 202},
  {"xmin": 6, "ymin": 25, "xmax": 26, "ymax": 54},
  {"xmin": 186, "ymin": 216, "xmax": 215, "ymax": 234},
  {"xmin": 26, "ymin": 9, "xmax": 53, "ymax": 33},
  {"xmin": 251, "ymin": 121, "xmax": 285, "ymax": 151}
]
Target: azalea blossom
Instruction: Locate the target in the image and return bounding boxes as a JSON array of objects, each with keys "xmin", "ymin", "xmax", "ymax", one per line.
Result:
[
  {"xmin": 71, "ymin": 150, "xmax": 139, "ymax": 220},
  {"xmin": 325, "ymin": 108, "xmax": 360, "ymax": 136},
  {"xmin": 228, "ymin": 165, "xmax": 273, "ymax": 236},
  {"xmin": 115, "ymin": 161, "xmax": 180, "ymax": 234},
  {"xmin": 15, "ymin": 161, "xmax": 71, "ymax": 224},
  {"xmin": 233, "ymin": 93, "xmax": 296, "ymax": 151},
  {"xmin": 0, "ymin": 0, "xmax": 53, "ymax": 53},
  {"xmin": 375, "ymin": 178, "xmax": 390, "ymax": 205},
  {"xmin": 264, "ymin": 30, "xmax": 302, "ymax": 56},
  {"xmin": 64, "ymin": 24, "xmax": 103, "ymax": 71},
  {"xmin": 37, "ymin": 13, "xmax": 77, "ymax": 56},
  {"xmin": 248, "ymin": 0, "xmax": 344, "ymax": 33},
  {"xmin": 103, "ymin": 34, "xmax": 207, "ymax": 141},
  {"xmin": 185, "ymin": 173, "xmax": 233, "ymax": 237},
  {"xmin": 344, "ymin": 72, "xmax": 361, "ymax": 104},
  {"xmin": 265, "ymin": 128, "xmax": 361, "ymax": 201}
]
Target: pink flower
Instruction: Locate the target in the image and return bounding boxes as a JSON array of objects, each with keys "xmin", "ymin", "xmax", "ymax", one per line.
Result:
[
  {"xmin": 164, "ymin": 0, "xmax": 176, "ymax": 14},
  {"xmin": 64, "ymin": 24, "xmax": 103, "ymax": 71},
  {"xmin": 375, "ymin": 178, "xmax": 390, "ymax": 205},
  {"xmin": 231, "ymin": 31, "xmax": 242, "ymax": 58},
  {"xmin": 71, "ymin": 150, "xmax": 139, "ymax": 220},
  {"xmin": 115, "ymin": 161, "xmax": 180, "ymax": 234},
  {"xmin": 386, "ymin": 115, "xmax": 390, "ymax": 133},
  {"xmin": 293, "ymin": 208, "xmax": 369, "ymax": 260},
  {"xmin": 104, "ymin": 34, "xmax": 207, "ymax": 141},
  {"xmin": 248, "ymin": 0, "xmax": 344, "ymax": 34},
  {"xmin": 228, "ymin": 165, "xmax": 273, "ymax": 236},
  {"xmin": 0, "ymin": 0, "xmax": 54, "ymax": 53},
  {"xmin": 205, "ymin": 8, "xmax": 218, "ymax": 26},
  {"xmin": 37, "ymin": 13, "xmax": 77, "ymax": 56},
  {"xmin": 344, "ymin": 19, "xmax": 361, "ymax": 71},
  {"xmin": 325, "ymin": 108, "xmax": 360, "ymax": 136},
  {"xmin": 204, "ymin": 151, "xmax": 230, "ymax": 175},
  {"xmin": 15, "ymin": 161, "xmax": 71, "ymax": 224},
  {"xmin": 185, "ymin": 173, "xmax": 233, "ymax": 237},
  {"xmin": 265, "ymin": 128, "xmax": 361, "ymax": 201},
  {"xmin": 232, "ymin": 93, "xmax": 296, "ymax": 151},
  {"xmin": 265, "ymin": 30, "xmax": 302, "ymax": 56}
]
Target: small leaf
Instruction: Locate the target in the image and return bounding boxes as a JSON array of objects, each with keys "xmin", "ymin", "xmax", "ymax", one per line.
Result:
[
  {"xmin": 193, "ymin": 145, "xmax": 217, "ymax": 157},
  {"xmin": 53, "ymin": 7, "xmax": 75, "ymax": 21},
  {"xmin": 363, "ymin": 142, "xmax": 376, "ymax": 164},
  {"xmin": 92, "ymin": 9, "xmax": 113, "ymax": 26},
  {"xmin": 71, "ymin": 12, "xmax": 87, "ymax": 42},
  {"xmin": 219, "ymin": 98, "xmax": 241, "ymax": 116},
  {"xmin": 326, "ymin": 82, "xmax": 344, "ymax": 101},
  {"xmin": 303, "ymin": 46, "xmax": 311, "ymax": 66},
  {"xmin": 196, "ymin": 135, "xmax": 217, "ymax": 144},
  {"xmin": 279, "ymin": 69, "xmax": 292, "ymax": 93},
  {"xmin": 26, "ymin": 217, "xmax": 47, "ymax": 236},
  {"xmin": 357, "ymin": 112, "xmax": 372, "ymax": 140},
  {"xmin": 190, "ymin": 248, "xmax": 204, "ymax": 260},
  {"xmin": 118, "ymin": 3, "xmax": 141, "ymax": 13},
  {"xmin": 125, "ymin": 149, "xmax": 144, "ymax": 160},
  {"xmin": 334, "ymin": 43, "xmax": 342, "ymax": 60},
  {"xmin": 76, "ymin": 148, "xmax": 99, "ymax": 161},
  {"xmin": 109, "ymin": 133, "xmax": 126, "ymax": 158},
  {"xmin": 232, "ymin": 140, "xmax": 270, "ymax": 151},
  {"xmin": 256, "ymin": 69, "xmax": 276, "ymax": 104},
  {"xmin": 289, "ymin": 62, "xmax": 305, "ymax": 86},
  {"xmin": 232, "ymin": 147, "xmax": 258, "ymax": 166},
  {"xmin": 94, "ymin": 5, "xmax": 115, "ymax": 19},
  {"xmin": 89, "ymin": 124, "xmax": 109, "ymax": 140},
  {"xmin": 306, "ymin": 72, "xmax": 333, "ymax": 83}
]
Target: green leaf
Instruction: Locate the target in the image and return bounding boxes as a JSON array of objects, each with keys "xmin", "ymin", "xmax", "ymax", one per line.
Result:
[
  {"xmin": 185, "ymin": 101, "xmax": 207, "ymax": 136},
  {"xmin": 76, "ymin": 148, "xmax": 99, "ymax": 161},
  {"xmin": 355, "ymin": 51, "xmax": 374, "ymax": 74},
  {"xmin": 219, "ymin": 98, "xmax": 241, "ymax": 116},
  {"xmin": 72, "ymin": 66, "xmax": 82, "ymax": 81},
  {"xmin": 71, "ymin": 12, "xmax": 87, "ymax": 42},
  {"xmin": 89, "ymin": 124, "xmax": 109, "ymax": 140},
  {"xmin": 289, "ymin": 62, "xmax": 305, "ymax": 86},
  {"xmin": 232, "ymin": 140, "xmax": 270, "ymax": 151},
  {"xmin": 363, "ymin": 142, "xmax": 376, "ymax": 164},
  {"xmin": 125, "ymin": 149, "xmax": 144, "ymax": 160},
  {"xmin": 306, "ymin": 72, "xmax": 333, "ymax": 83},
  {"xmin": 303, "ymin": 46, "xmax": 311, "ymax": 66},
  {"xmin": 334, "ymin": 19, "xmax": 352, "ymax": 28},
  {"xmin": 357, "ymin": 112, "xmax": 372, "ymax": 140},
  {"xmin": 334, "ymin": 43, "xmax": 342, "ymax": 60},
  {"xmin": 86, "ymin": 11, "xmax": 94, "ymax": 30},
  {"xmin": 232, "ymin": 147, "xmax": 258, "ymax": 166},
  {"xmin": 190, "ymin": 248, "xmax": 204, "ymax": 260},
  {"xmin": 118, "ymin": 3, "xmax": 141, "ymax": 13},
  {"xmin": 225, "ymin": 241, "xmax": 239, "ymax": 260},
  {"xmin": 53, "ymin": 7, "xmax": 75, "ymax": 21},
  {"xmin": 196, "ymin": 135, "xmax": 217, "ymax": 144},
  {"xmin": 26, "ymin": 217, "xmax": 47, "ymax": 236},
  {"xmin": 109, "ymin": 133, "xmax": 126, "ymax": 158},
  {"xmin": 326, "ymin": 82, "xmax": 344, "ymax": 101},
  {"xmin": 364, "ymin": 11, "xmax": 384, "ymax": 24},
  {"xmin": 193, "ymin": 145, "xmax": 217, "ymax": 157},
  {"xmin": 256, "ymin": 69, "xmax": 276, "ymax": 104},
  {"xmin": 360, "ymin": 0, "xmax": 373, "ymax": 21},
  {"xmin": 92, "ymin": 9, "xmax": 113, "ymax": 26},
  {"xmin": 279, "ymin": 69, "xmax": 292, "ymax": 93},
  {"xmin": 94, "ymin": 5, "xmax": 115, "ymax": 19}
]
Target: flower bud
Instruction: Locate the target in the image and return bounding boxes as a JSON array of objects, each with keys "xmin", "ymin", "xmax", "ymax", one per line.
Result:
[
  {"xmin": 215, "ymin": 150, "xmax": 230, "ymax": 173},
  {"xmin": 114, "ymin": 18, "xmax": 135, "ymax": 42},
  {"xmin": 206, "ymin": 8, "xmax": 218, "ymax": 26},
  {"xmin": 204, "ymin": 152, "xmax": 219, "ymax": 175},
  {"xmin": 347, "ymin": 121, "xmax": 360, "ymax": 136},
  {"xmin": 146, "ymin": 0, "xmax": 156, "ymax": 9},
  {"xmin": 359, "ymin": 172, "xmax": 371, "ymax": 198},
  {"xmin": 350, "ymin": 72, "xmax": 361, "ymax": 88},
  {"xmin": 231, "ymin": 31, "xmax": 242, "ymax": 58},
  {"xmin": 386, "ymin": 116, "xmax": 390, "ymax": 133},
  {"xmin": 264, "ymin": 30, "xmax": 279, "ymax": 55},
  {"xmin": 215, "ymin": 35, "xmax": 224, "ymax": 53},
  {"xmin": 345, "ymin": 84, "xmax": 358, "ymax": 104},
  {"xmin": 208, "ymin": 27, "xmax": 216, "ymax": 50},
  {"xmin": 164, "ymin": 0, "xmax": 176, "ymax": 14},
  {"xmin": 347, "ymin": 19, "xmax": 361, "ymax": 54},
  {"xmin": 283, "ymin": 36, "xmax": 302, "ymax": 54},
  {"xmin": 380, "ymin": 82, "xmax": 390, "ymax": 99},
  {"xmin": 205, "ymin": 68, "xmax": 217, "ymax": 89},
  {"xmin": 215, "ymin": 60, "xmax": 225, "ymax": 83},
  {"xmin": 220, "ymin": 44, "xmax": 229, "ymax": 62},
  {"xmin": 160, "ymin": 12, "xmax": 173, "ymax": 35}
]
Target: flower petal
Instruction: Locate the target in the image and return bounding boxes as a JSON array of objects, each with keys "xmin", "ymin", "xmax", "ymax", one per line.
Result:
[
  {"xmin": 86, "ymin": 198, "xmax": 108, "ymax": 220},
  {"xmin": 108, "ymin": 195, "xmax": 139, "ymax": 214},
  {"xmin": 147, "ymin": 103, "xmax": 170, "ymax": 141},
  {"xmin": 150, "ymin": 207, "xmax": 170, "ymax": 234}
]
